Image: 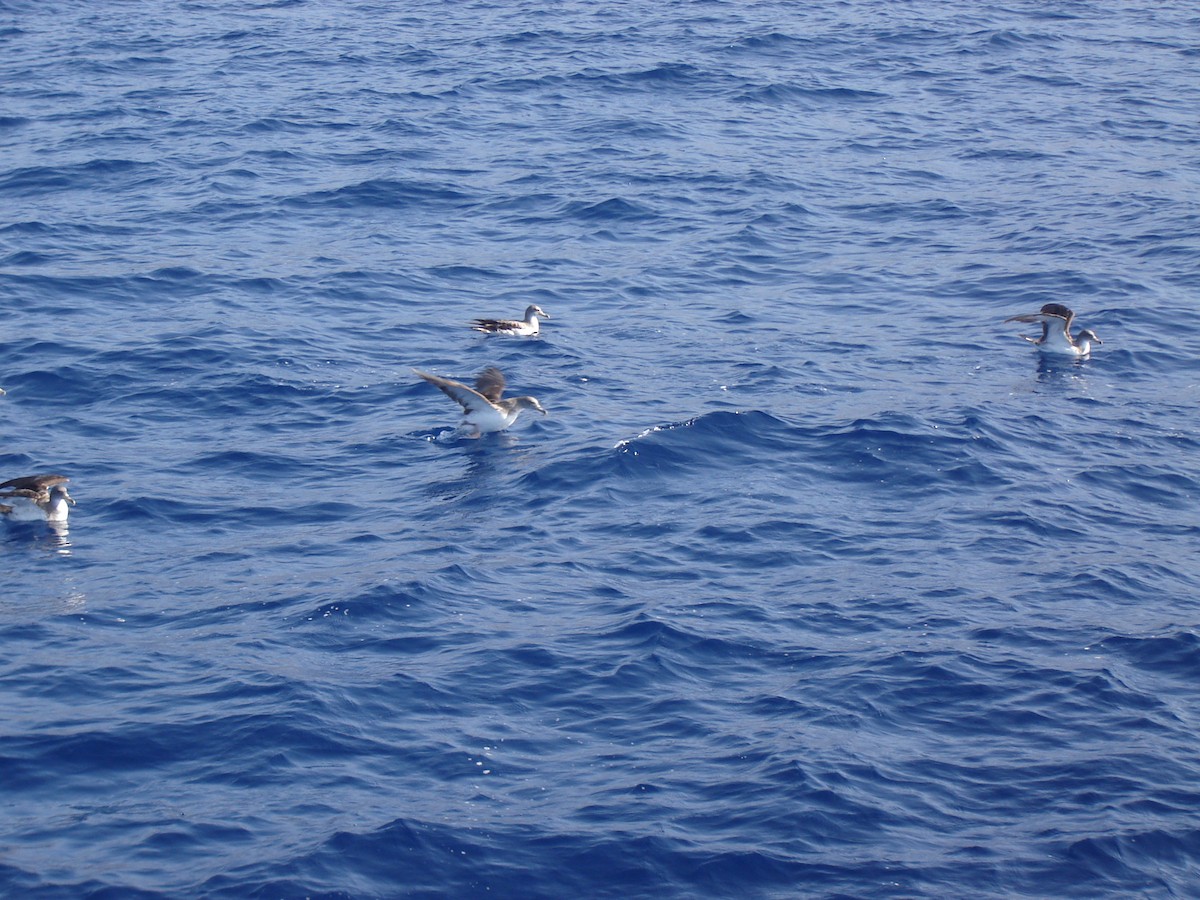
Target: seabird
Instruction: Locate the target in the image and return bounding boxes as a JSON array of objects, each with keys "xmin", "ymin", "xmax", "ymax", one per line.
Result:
[
  {"xmin": 414, "ymin": 366, "xmax": 546, "ymax": 437},
  {"xmin": 1004, "ymin": 303, "xmax": 1102, "ymax": 357},
  {"xmin": 0, "ymin": 474, "xmax": 74, "ymax": 521},
  {"xmin": 471, "ymin": 304, "xmax": 548, "ymax": 336}
]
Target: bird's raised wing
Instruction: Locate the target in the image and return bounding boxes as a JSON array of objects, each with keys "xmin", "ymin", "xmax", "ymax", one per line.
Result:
[
  {"xmin": 1004, "ymin": 304, "xmax": 1073, "ymax": 325},
  {"xmin": 0, "ymin": 474, "xmax": 69, "ymax": 493},
  {"xmin": 474, "ymin": 367, "xmax": 506, "ymax": 403},
  {"xmin": 1003, "ymin": 305, "xmax": 1074, "ymax": 342},
  {"xmin": 1039, "ymin": 303, "xmax": 1075, "ymax": 328}
]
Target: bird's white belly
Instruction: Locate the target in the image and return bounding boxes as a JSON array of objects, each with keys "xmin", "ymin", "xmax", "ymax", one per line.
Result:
[
  {"xmin": 499, "ymin": 322, "xmax": 537, "ymax": 335},
  {"xmin": 466, "ymin": 406, "xmax": 517, "ymax": 433},
  {"xmin": 1040, "ymin": 332, "xmax": 1083, "ymax": 356}
]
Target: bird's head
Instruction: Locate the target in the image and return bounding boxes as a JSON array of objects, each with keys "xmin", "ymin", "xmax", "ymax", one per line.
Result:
[{"xmin": 516, "ymin": 396, "xmax": 547, "ymax": 415}]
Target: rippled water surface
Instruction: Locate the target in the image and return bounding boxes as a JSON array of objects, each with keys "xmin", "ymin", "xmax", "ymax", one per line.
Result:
[{"xmin": 3, "ymin": 1, "xmax": 1200, "ymax": 897}]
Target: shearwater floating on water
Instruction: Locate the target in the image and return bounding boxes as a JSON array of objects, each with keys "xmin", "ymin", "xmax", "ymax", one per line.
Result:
[
  {"xmin": 414, "ymin": 366, "xmax": 546, "ymax": 437},
  {"xmin": 1004, "ymin": 303, "xmax": 1102, "ymax": 357},
  {"xmin": 471, "ymin": 304, "xmax": 548, "ymax": 336},
  {"xmin": 0, "ymin": 474, "xmax": 74, "ymax": 521}
]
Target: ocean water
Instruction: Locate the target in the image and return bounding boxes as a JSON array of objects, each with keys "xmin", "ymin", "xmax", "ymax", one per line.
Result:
[{"xmin": 2, "ymin": 0, "xmax": 1199, "ymax": 896}]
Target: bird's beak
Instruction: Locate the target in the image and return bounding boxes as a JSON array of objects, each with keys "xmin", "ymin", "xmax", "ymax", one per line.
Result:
[{"xmin": 65, "ymin": 494, "xmax": 76, "ymax": 505}]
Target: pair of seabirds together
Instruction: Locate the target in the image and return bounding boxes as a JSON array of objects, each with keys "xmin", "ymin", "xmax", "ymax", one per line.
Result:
[
  {"xmin": 415, "ymin": 304, "xmax": 549, "ymax": 439},
  {"xmin": 1, "ymin": 302, "xmax": 1098, "ymax": 523}
]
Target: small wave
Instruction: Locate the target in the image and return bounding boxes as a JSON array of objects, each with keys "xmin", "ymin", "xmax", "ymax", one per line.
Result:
[
  {"xmin": 283, "ymin": 178, "xmax": 477, "ymax": 211},
  {"xmin": 1094, "ymin": 632, "xmax": 1200, "ymax": 680},
  {"xmin": 727, "ymin": 31, "xmax": 821, "ymax": 53},
  {"xmin": 0, "ymin": 158, "xmax": 158, "ymax": 197},
  {"xmin": 808, "ymin": 411, "xmax": 1008, "ymax": 492},
  {"xmin": 611, "ymin": 410, "xmax": 797, "ymax": 476},
  {"xmin": 737, "ymin": 83, "xmax": 890, "ymax": 106},
  {"xmin": 562, "ymin": 196, "xmax": 657, "ymax": 223}
]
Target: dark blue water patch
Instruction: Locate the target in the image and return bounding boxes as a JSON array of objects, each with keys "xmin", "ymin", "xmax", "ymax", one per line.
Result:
[
  {"xmin": 238, "ymin": 116, "xmax": 326, "ymax": 134},
  {"xmin": 0, "ymin": 271, "xmax": 201, "ymax": 312},
  {"xmin": 1076, "ymin": 464, "xmax": 1197, "ymax": 510},
  {"xmin": 568, "ymin": 117, "xmax": 683, "ymax": 143},
  {"xmin": 604, "ymin": 410, "xmax": 794, "ymax": 479},
  {"xmin": 958, "ymin": 146, "xmax": 1060, "ymax": 162},
  {"xmin": 838, "ymin": 197, "xmax": 972, "ymax": 223},
  {"xmin": 1066, "ymin": 566, "xmax": 1181, "ymax": 606},
  {"xmin": 216, "ymin": 816, "xmax": 845, "ymax": 900},
  {"xmin": 282, "ymin": 178, "xmax": 479, "ymax": 211},
  {"xmin": 805, "ymin": 412, "xmax": 1008, "ymax": 492},
  {"xmin": 0, "ymin": 363, "xmax": 113, "ymax": 410},
  {"xmin": 89, "ymin": 496, "xmax": 194, "ymax": 525},
  {"xmin": 210, "ymin": 817, "xmax": 484, "ymax": 898},
  {"xmin": 691, "ymin": 518, "xmax": 860, "ymax": 566},
  {"xmin": 0, "ymin": 219, "xmax": 53, "ymax": 236},
  {"xmin": 980, "ymin": 28, "xmax": 1071, "ymax": 50},
  {"xmin": 561, "ymin": 196, "xmax": 659, "ymax": 224},
  {"xmin": 725, "ymin": 30, "xmax": 825, "ymax": 55},
  {"xmin": 1049, "ymin": 830, "xmax": 1196, "ymax": 896},
  {"xmin": 0, "ymin": 869, "xmax": 166, "ymax": 900},
  {"xmin": 1095, "ymin": 632, "xmax": 1200, "ymax": 681},
  {"xmin": 736, "ymin": 83, "xmax": 891, "ymax": 106},
  {"xmin": 515, "ymin": 407, "xmax": 1013, "ymax": 507},
  {"xmin": 0, "ymin": 250, "xmax": 54, "ymax": 266},
  {"xmin": 0, "ymin": 158, "xmax": 161, "ymax": 197}
]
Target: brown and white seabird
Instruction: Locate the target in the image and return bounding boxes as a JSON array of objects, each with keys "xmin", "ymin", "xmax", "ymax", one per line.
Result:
[
  {"xmin": 1004, "ymin": 303, "xmax": 1102, "ymax": 357},
  {"xmin": 471, "ymin": 305, "xmax": 548, "ymax": 336},
  {"xmin": 414, "ymin": 366, "xmax": 546, "ymax": 437},
  {"xmin": 0, "ymin": 474, "xmax": 74, "ymax": 521}
]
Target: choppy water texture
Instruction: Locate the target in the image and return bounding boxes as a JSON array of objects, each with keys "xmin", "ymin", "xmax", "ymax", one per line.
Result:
[{"xmin": 3, "ymin": 1, "xmax": 1200, "ymax": 897}]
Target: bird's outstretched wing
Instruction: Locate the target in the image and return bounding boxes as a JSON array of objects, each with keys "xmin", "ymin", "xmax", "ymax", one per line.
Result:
[
  {"xmin": 414, "ymin": 370, "xmax": 497, "ymax": 414},
  {"xmin": 0, "ymin": 488, "xmax": 42, "ymax": 501}
]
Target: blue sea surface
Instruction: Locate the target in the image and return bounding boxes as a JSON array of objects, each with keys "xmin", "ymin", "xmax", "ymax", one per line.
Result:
[{"xmin": 3, "ymin": 1, "xmax": 1200, "ymax": 897}]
